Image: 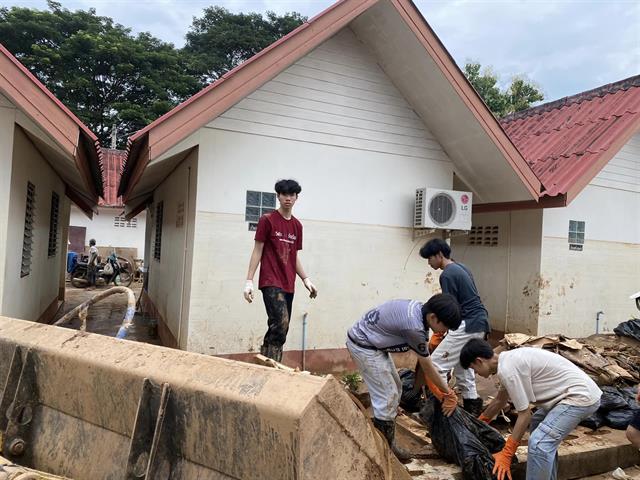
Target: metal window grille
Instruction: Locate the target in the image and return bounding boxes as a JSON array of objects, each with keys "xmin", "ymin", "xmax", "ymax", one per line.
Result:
[
  {"xmin": 114, "ymin": 216, "xmax": 137, "ymax": 228},
  {"xmin": 568, "ymin": 220, "xmax": 585, "ymax": 247},
  {"xmin": 21, "ymin": 182, "xmax": 36, "ymax": 277},
  {"xmin": 154, "ymin": 202, "xmax": 163, "ymax": 261},
  {"xmin": 47, "ymin": 191, "xmax": 59, "ymax": 257},
  {"xmin": 468, "ymin": 225, "xmax": 499, "ymax": 247},
  {"xmin": 245, "ymin": 190, "xmax": 276, "ymax": 224}
]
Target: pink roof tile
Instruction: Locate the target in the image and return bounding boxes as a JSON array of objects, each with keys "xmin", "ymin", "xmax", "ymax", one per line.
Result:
[
  {"xmin": 98, "ymin": 148, "xmax": 125, "ymax": 207},
  {"xmin": 501, "ymin": 75, "xmax": 640, "ymax": 200}
]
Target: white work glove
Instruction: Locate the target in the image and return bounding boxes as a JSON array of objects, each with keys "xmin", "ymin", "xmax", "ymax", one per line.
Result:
[
  {"xmin": 243, "ymin": 280, "xmax": 254, "ymax": 303},
  {"xmin": 303, "ymin": 278, "xmax": 318, "ymax": 299}
]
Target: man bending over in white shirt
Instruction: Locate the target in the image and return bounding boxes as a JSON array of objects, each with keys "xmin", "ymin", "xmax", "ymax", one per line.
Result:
[{"xmin": 460, "ymin": 339, "xmax": 601, "ymax": 480}]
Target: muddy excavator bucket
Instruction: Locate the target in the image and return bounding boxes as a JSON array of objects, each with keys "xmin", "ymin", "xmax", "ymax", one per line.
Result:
[{"xmin": 0, "ymin": 316, "xmax": 410, "ymax": 480}]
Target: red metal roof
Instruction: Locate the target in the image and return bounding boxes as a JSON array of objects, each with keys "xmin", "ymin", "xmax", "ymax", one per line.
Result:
[
  {"xmin": 99, "ymin": 148, "xmax": 125, "ymax": 207},
  {"xmin": 0, "ymin": 43, "xmax": 104, "ymax": 199},
  {"xmin": 501, "ymin": 75, "xmax": 640, "ymax": 201}
]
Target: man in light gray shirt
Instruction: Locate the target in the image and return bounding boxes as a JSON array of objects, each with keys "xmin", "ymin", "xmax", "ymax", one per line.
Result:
[{"xmin": 347, "ymin": 293, "xmax": 462, "ymax": 462}]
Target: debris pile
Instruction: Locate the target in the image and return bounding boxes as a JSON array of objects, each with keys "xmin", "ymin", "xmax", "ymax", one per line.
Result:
[{"xmin": 501, "ymin": 329, "xmax": 640, "ymax": 430}]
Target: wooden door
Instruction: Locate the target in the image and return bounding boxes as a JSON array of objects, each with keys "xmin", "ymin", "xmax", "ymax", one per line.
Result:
[{"xmin": 68, "ymin": 226, "xmax": 86, "ymax": 253}]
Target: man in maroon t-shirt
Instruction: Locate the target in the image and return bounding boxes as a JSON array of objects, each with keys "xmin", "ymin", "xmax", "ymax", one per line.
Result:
[{"xmin": 243, "ymin": 179, "xmax": 318, "ymax": 362}]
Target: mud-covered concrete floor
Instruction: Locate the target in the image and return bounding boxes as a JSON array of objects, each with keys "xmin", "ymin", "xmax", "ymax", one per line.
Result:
[{"xmin": 53, "ymin": 282, "xmax": 161, "ymax": 345}]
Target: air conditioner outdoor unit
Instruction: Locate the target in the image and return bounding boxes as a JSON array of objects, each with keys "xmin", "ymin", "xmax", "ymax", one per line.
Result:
[{"xmin": 414, "ymin": 188, "xmax": 472, "ymax": 230}]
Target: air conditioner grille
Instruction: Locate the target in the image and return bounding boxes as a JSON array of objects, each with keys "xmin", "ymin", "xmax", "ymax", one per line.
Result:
[
  {"xmin": 414, "ymin": 188, "xmax": 425, "ymax": 227},
  {"xmin": 428, "ymin": 193, "xmax": 455, "ymax": 226}
]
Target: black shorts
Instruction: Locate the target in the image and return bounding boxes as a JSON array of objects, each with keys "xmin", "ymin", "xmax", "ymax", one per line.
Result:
[{"xmin": 631, "ymin": 409, "xmax": 640, "ymax": 430}]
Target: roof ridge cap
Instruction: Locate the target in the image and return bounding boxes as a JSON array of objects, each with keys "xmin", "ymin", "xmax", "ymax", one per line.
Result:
[{"xmin": 501, "ymin": 74, "xmax": 640, "ymax": 123}]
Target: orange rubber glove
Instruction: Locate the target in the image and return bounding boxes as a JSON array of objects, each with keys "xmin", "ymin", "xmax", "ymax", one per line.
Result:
[
  {"xmin": 492, "ymin": 436, "xmax": 519, "ymax": 480},
  {"xmin": 442, "ymin": 389, "xmax": 458, "ymax": 416},
  {"xmin": 428, "ymin": 332, "xmax": 445, "ymax": 353},
  {"xmin": 478, "ymin": 413, "xmax": 492, "ymax": 424},
  {"xmin": 425, "ymin": 377, "xmax": 457, "ymax": 415}
]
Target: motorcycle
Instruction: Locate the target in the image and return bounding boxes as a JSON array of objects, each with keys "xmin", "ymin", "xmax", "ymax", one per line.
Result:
[{"xmin": 71, "ymin": 251, "xmax": 134, "ymax": 288}]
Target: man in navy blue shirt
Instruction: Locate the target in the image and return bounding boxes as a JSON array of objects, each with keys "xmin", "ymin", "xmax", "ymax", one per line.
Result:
[{"xmin": 420, "ymin": 238, "xmax": 490, "ymax": 416}]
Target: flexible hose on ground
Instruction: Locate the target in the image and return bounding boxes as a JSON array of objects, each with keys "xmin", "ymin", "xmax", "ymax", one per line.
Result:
[{"xmin": 53, "ymin": 287, "xmax": 136, "ymax": 339}]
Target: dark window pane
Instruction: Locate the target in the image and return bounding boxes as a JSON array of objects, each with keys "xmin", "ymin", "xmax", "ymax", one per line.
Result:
[
  {"xmin": 262, "ymin": 192, "xmax": 276, "ymax": 208},
  {"xmin": 261, "ymin": 207, "xmax": 274, "ymax": 216},
  {"xmin": 577, "ymin": 233, "xmax": 585, "ymax": 244},
  {"xmin": 568, "ymin": 233, "xmax": 577, "ymax": 244},
  {"xmin": 245, "ymin": 206, "xmax": 260, "ymax": 222},
  {"xmin": 246, "ymin": 191, "xmax": 261, "ymax": 206},
  {"xmin": 248, "ymin": 222, "xmax": 258, "ymax": 232},
  {"xmin": 569, "ymin": 220, "xmax": 577, "ymax": 232},
  {"xmin": 577, "ymin": 222, "xmax": 585, "ymax": 233}
]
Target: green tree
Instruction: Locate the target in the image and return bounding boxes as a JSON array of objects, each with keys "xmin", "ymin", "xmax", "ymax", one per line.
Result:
[
  {"xmin": 183, "ymin": 7, "xmax": 306, "ymax": 84},
  {"xmin": 0, "ymin": 1, "xmax": 200, "ymax": 145},
  {"xmin": 463, "ymin": 62, "xmax": 543, "ymax": 117}
]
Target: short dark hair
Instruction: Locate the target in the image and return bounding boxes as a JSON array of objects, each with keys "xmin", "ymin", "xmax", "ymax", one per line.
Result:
[
  {"xmin": 419, "ymin": 238, "xmax": 451, "ymax": 259},
  {"xmin": 89, "ymin": 238, "xmax": 96, "ymax": 246},
  {"xmin": 274, "ymin": 179, "xmax": 302, "ymax": 195},
  {"xmin": 460, "ymin": 338, "xmax": 494, "ymax": 369},
  {"xmin": 421, "ymin": 293, "xmax": 461, "ymax": 330}
]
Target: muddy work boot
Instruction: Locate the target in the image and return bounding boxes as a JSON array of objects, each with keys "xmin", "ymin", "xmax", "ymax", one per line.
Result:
[
  {"xmin": 372, "ymin": 417, "xmax": 413, "ymax": 463},
  {"xmin": 260, "ymin": 343, "xmax": 283, "ymax": 363},
  {"xmin": 463, "ymin": 397, "xmax": 484, "ymax": 417}
]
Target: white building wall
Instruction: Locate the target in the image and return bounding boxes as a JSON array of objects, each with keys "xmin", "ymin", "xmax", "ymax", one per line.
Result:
[
  {"xmin": 2, "ymin": 126, "xmax": 69, "ymax": 321},
  {"xmin": 69, "ymin": 205, "xmax": 146, "ymax": 258},
  {"xmin": 539, "ymin": 133, "xmax": 640, "ymax": 337},
  {"xmin": 147, "ymin": 150, "xmax": 197, "ymax": 346},
  {"xmin": 0, "ymin": 99, "xmax": 16, "ymax": 310},
  {"xmin": 183, "ymin": 28, "xmax": 454, "ymax": 355},
  {"xmin": 452, "ymin": 209, "xmax": 543, "ymax": 335}
]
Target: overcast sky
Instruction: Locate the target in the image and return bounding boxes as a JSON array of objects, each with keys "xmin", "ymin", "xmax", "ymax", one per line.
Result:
[{"xmin": 2, "ymin": 0, "xmax": 639, "ymax": 102}]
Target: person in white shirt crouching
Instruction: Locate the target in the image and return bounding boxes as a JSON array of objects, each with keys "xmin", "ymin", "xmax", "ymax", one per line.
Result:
[{"xmin": 459, "ymin": 338, "xmax": 602, "ymax": 480}]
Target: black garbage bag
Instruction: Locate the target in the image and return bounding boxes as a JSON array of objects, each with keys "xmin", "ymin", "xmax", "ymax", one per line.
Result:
[
  {"xmin": 604, "ymin": 408, "xmax": 635, "ymax": 429},
  {"xmin": 419, "ymin": 396, "xmax": 508, "ymax": 480},
  {"xmin": 614, "ymin": 318, "xmax": 640, "ymax": 342},
  {"xmin": 580, "ymin": 410, "xmax": 606, "ymax": 430},
  {"xmin": 620, "ymin": 386, "xmax": 640, "ymax": 410},
  {"xmin": 398, "ymin": 368, "xmax": 425, "ymax": 412},
  {"xmin": 599, "ymin": 386, "xmax": 629, "ymax": 411}
]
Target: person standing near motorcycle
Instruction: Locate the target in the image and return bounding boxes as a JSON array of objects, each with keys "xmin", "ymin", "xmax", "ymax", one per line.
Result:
[
  {"xmin": 243, "ymin": 179, "xmax": 318, "ymax": 362},
  {"xmin": 87, "ymin": 239, "xmax": 98, "ymax": 290}
]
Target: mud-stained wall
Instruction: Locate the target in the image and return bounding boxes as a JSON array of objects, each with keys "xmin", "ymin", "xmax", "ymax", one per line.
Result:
[
  {"xmin": 146, "ymin": 150, "xmax": 198, "ymax": 347},
  {"xmin": 187, "ymin": 212, "xmax": 442, "ymax": 355},
  {"xmin": 537, "ymin": 134, "xmax": 640, "ymax": 337},
  {"xmin": 452, "ymin": 210, "xmax": 543, "ymax": 335},
  {"xmin": 537, "ymin": 237, "xmax": 639, "ymax": 337},
  {"xmin": 2, "ymin": 126, "xmax": 69, "ymax": 321}
]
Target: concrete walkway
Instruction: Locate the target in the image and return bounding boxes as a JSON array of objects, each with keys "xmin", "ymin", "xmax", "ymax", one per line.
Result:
[{"xmin": 53, "ymin": 283, "xmax": 161, "ymax": 345}]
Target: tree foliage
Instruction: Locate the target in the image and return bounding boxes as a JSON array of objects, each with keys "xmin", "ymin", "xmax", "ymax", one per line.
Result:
[
  {"xmin": 463, "ymin": 62, "xmax": 544, "ymax": 117},
  {"xmin": 183, "ymin": 7, "xmax": 305, "ymax": 84},
  {"xmin": 0, "ymin": 1, "xmax": 200, "ymax": 145}
]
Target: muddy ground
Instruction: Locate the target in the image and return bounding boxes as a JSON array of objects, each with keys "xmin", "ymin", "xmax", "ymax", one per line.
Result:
[{"xmin": 53, "ymin": 282, "xmax": 160, "ymax": 344}]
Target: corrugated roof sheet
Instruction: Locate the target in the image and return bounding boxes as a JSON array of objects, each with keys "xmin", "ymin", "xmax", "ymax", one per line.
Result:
[
  {"xmin": 99, "ymin": 148, "xmax": 126, "ymax": 207},
  {"xmin": 501, "ymin": 75, "xmax": 640, "ymax": 198}
]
